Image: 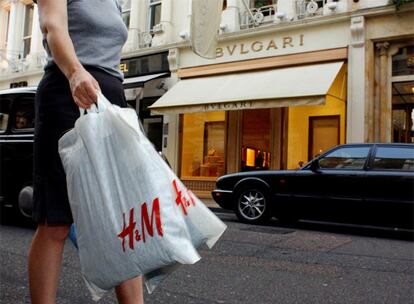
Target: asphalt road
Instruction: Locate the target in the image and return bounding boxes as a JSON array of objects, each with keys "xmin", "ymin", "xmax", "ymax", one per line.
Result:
[{"xmin": 0, "ymin": 208, "xmax": 413, "ymax": 304}]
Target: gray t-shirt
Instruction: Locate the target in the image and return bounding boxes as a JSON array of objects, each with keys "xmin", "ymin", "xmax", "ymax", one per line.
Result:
[{"xmin": 41, "ymin": 0, "xmax": 128, "ymax": 80}]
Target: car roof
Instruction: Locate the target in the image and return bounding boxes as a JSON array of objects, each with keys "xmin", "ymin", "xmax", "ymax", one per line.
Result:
[
  {"xmin": 0, "ymin": 87, "xmax": 37, "ymax": 96},
  {"xmin": 335, "ymin": 143, "xmax": 414, "ymax": 147}
]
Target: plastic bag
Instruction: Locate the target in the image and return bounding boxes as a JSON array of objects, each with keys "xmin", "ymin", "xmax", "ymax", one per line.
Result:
[{"xmin": 59, "ymin": 93, "xmax": 226, "ymax": 301}]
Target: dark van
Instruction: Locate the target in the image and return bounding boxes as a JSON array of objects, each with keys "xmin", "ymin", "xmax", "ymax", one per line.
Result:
[{"xmin": 0, "ymin": 87, "xmax": 36, "ymax": 218}]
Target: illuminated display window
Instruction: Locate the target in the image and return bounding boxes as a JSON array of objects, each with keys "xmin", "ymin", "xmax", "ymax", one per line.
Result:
[
  {"xmin": 241, "ymin": 109, "xmax": 271, "ymax": 171},
  {"xmin": 180, "ymin": 112, "xmax": 226, "ymax": 179}
]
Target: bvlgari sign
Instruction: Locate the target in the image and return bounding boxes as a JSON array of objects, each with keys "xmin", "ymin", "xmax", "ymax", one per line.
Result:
[{"xmin": 216, "ymin": 34, "xmax": 305, "ymax": 58}]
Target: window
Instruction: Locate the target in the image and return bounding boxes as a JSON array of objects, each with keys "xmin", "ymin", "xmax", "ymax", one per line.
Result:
[
  {"xmin": 22, "ymin": 4, "xmax": 34, "ymax": 58},
  {"xmin": 319, "ymin": 147, "xmax": 370, "ymax": 170},
  {"xmin": 12, "ymin": 98, "xmax": 35, "ymax": 131},
  {"xmin": 392, "ymin": 46, "xmax": 414, "ymax": 77},
  {"xmin": 241, "ymin": 109, "xmax": 271, "ymax": 171},
  {"xmin": 392, "ymin": 46, "xmax": 414, "ymax": 143},
  {"xmin": 373, "ymin": 146, "xmax": 414, "ymax": 171},
  {"xmin": 251, "ymin": 0, "xmax": 276, "ymax": 16},
  {"xmin": 119, "ymin": 0, "xmax": 131, "ymax": 28},
  {"xmin": 180, "ymin": 112, "xmax": 226, "ymax": 179},
  {"xmin": 149, "ymin": 0, "xmax": 161, "ymax": 31}
]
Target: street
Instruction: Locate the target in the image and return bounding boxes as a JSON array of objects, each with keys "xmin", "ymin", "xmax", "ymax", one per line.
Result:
[{"xmin": 0, "ymin": 208, "xmax": 413, "ymax": 304}]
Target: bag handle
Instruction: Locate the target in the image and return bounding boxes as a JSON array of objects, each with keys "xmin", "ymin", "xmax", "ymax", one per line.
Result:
[{"xmin": 80, "ymin": 91, "xmax": 110, "ymax": 116}]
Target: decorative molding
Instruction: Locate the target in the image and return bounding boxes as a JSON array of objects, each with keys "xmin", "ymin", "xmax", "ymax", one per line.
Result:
[
  {"xmin": 178, "ymin": 47, "xmax": 348, "ymax": 78},
  {"xmin": 350, "ymin": 16, "xmax": 365, "ymax": 48},
  {"xmin": 376, "ymin": 41, "xmax": 390, "ymax": 56},
  {"xmin": 168, "ymin": 48, "xmax": 180, "ymax": 72}
]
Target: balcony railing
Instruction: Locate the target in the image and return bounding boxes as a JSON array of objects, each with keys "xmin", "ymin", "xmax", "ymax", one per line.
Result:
[
  {"xmin": 138, "ymin": 30, "xmax": 153, "ymax": 48},
  {"xmin": 240, "ymin": 4, "xmax": 278, "ymax": 29},
  {"xmin": 295, "ymin": 0, "xmax": 325, "ymax": 19},
  {"xmin": 0, "ymin": 51, "xmax": 47, "ymax": 76}
]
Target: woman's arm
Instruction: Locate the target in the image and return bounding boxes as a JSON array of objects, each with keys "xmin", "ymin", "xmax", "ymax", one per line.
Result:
[{"xmin": 37, "ymin": 0, "xmax": 100, "ymax": 109}]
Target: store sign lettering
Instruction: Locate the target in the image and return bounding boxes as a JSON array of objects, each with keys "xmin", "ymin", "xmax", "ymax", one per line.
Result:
[
  {"xmin": 204, "ymin": 101, "xmax": 254, "ymax": 111},
  {"xmin": 216, "ymin": 34, "xmax": 304, "ymax": 58},
  {"xmin": 120, "ymin": 63, "xmax": 129, "ymax": 73}
]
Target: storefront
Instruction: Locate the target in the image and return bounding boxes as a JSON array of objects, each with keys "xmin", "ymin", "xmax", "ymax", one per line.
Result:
[
  {"xmin": 150, "ymin": 21, "xmax": 350, "ymax": 197},
  {"xmin": 120, "ymin": 52, "xmax": 170, "ymax": 151},
  {"xmin": 364, "ymin": 10, "xmax": 414, "ymax": 144}
]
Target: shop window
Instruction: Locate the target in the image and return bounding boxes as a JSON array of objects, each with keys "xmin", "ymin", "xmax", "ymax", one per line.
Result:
[
  {"xmin": 392, "ymin": 46, "xmax": 414, "ymax": 77},
  {"xmin": 372, "ymin": 146, "xmax": 414, "ymax": 171},
  {"xmin": 181, "ymin": 112, "xmax": 226, "ymax": 179},
  {"xmin": 149, "ymin": 0, "xmax": 162, "ymax": 31},
  {"xmin": 392, "ymin": 46, "xmax": 414, "ymax": 143},
  {"xmin": 241, "ymin": 109, "xmax": 271, "ymax": 171},
  {"xmin": 308, "ymin": 115, "xmax": 340, "ymax": 160},
  {"xmin": 22, "ymin": 4, "xmax": 34, "ymax": 58},
  {"xmin": 119, "ymin": 0, "xmax": 131, "ymax": 28}
]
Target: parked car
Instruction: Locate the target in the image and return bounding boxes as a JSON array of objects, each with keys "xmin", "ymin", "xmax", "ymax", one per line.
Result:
[
  {"xmin": 0, "ymin": 87, "xmax": 171, "ymax": 220},
  {"xmin": 212, "ymin": 143, "xmax": 414, "ymax": 229},
  {"xmin": 0, "ymin": 87, "xmax": 36, "ymax": 218}
]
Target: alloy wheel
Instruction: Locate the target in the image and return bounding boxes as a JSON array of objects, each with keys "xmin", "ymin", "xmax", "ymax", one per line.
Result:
[{"xmin": 238, "ymin": 189, "xmax": 266, "ymax": 221}]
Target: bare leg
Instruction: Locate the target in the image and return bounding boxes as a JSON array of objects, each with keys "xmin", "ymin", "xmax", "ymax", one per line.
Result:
[
  {"xmin": 28, "ymin": 224, "xmax": 70, "ymax": 304},
  {"xmin": 115, "ymin": 276, "xmax": 144, "ymax": 304}
]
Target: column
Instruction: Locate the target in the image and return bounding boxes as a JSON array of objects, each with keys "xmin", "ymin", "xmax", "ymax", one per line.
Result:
[
  {"xmin": 28, "ymin": 5, "xmax": 44, "ymax": 68},
  {"xmin": 152, "ymin": 0, "xmax": 173, "ymax": 45},
  {"xmin": 221, "ymin": 0, "xmax": 240, "ymax": 32},
  {"xmin": 347, "ymin": 16, "xmax": 365, "ymax": 143},
  {"xmin": 124, "ymin": 0, "xmax": 140, "ymax": 51},
  {"xmin": 376, "ymin": 42, "xmax": 391, "ymax": 143}
]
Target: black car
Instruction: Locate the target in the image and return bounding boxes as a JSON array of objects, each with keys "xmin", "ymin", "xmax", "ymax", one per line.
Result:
[
  {"xmin": 0, "ymin": 87, "xmax": 170, "ymax": 220},
  {"xmin": 0, "ymin": 87, "xmax": 36, "ymax": 218},
  {"xmin": 212, "ymin": 143, "xmax": 414, "ymax": 229}
]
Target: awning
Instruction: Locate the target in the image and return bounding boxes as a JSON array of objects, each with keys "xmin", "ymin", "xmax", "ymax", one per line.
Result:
[
  {"xmin": 123, "ymin": 72, "xmax": 168, "ymax": 89},
  {"xmin": 149, "ymin": 62, "xmax": 346, "ymax": 115}
]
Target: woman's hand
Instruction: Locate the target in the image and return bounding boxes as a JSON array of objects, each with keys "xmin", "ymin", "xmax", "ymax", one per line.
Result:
[{"xmin": 68, "ymin": 68, "xmax": 100, "ymax": 109}]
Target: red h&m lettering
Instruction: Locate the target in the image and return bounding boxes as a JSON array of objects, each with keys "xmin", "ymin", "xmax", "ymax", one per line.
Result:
[
  {"xmin": 117, "ymin": 208, "xmax": 136, "ymax": 252},
  {"xmin": 141, "ymin": 197, "xmax": 163, "ymax": 243},
  {"xmin": 173, "ymin": 179, "xmax": 196, "ymax": 216},
  {"xmin": 117, "ymin": 197, "xmax": 164, "ymax": 252}
]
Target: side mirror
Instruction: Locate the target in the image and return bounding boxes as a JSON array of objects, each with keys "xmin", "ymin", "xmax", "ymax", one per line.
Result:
[{"xmin": 310, "ymin": 159, "xmax": 320, "ymax": 172}]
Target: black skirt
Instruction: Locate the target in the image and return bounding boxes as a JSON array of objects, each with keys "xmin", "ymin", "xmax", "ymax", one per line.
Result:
[{"xmin": 32, "ymin": 65, "xmax": 127, "ymax": 224}]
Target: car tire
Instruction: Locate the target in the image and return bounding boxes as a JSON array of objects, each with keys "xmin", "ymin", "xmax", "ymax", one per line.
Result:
[
  {"xmin": 18, "ymin": 185, "xmax": 33, "ymax": 218},
  {"xmin": 233, "ymin": 185, "xmax": 272, "ymax": 224}
]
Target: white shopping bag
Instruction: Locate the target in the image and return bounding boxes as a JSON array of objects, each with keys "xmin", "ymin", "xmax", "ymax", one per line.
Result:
[{"xmin": 58, "ymin": 93, "xmax": 226, "ymax": 301}]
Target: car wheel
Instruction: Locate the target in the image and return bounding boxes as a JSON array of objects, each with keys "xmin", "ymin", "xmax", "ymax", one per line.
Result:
[
  {"xmin": 234, "ymin": 187, "xmax": 272, "ymax": 224},
  {"xmin": 18, "ymin": 186, "xmax": 33, "ymax": 218}
]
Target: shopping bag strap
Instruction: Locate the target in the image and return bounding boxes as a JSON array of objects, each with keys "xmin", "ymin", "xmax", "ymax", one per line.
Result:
[{"xmin": 79, "ymin": 91, "xmax": 111, "ymax": 116}]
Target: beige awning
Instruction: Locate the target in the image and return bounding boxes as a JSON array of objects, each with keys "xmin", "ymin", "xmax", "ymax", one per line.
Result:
[{"xmin": 149, "ymin": 62, "xmax": 346, "ymax": 115}]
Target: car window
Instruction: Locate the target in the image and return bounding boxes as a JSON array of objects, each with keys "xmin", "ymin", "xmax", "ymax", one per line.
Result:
[
  {"xmin": 0, "ymin": 97, "xmax": 12, "ymax": 133},
  {"xmin": 319, "ymin": 147, "xmax": 370, "ymax": 170},
  {"xmin": 12, "ymin": 97, "xmax": 35, "ymax": 131},
  {"xmin": 372, "ymin": 146, "xmax": 414, "ymax": 171}
]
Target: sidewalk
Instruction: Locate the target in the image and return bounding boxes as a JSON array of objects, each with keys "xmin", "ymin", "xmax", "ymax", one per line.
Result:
[{"xmin": 201, "ymin": 198, "xmax": 220, "ymax": 209}]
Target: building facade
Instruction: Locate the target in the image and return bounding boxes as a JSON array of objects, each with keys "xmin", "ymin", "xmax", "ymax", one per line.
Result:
[{"xmin": 1, "ymin": 0, "xmax": 413, "ymax": 197}]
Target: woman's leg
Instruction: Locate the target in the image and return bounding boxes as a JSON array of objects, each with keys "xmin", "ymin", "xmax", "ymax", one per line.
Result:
[
  {"xmin": 28, "ymin": 224, "xmax": 70, "ymax": 304},
  {"xmin": 115, "ymin": 276, "xmax": 144, "ymax": 304}
]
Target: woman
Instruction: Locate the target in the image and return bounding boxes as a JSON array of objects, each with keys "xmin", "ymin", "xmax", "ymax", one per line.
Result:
[{"xmin": 29, "ymin": 1, "xmax": 144, "ymax": 303}]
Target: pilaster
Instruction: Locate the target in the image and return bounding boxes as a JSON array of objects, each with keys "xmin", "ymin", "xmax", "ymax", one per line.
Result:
[{"xmin": 347, "ymin": 16, "xmax": 365, "ymax": 143}]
